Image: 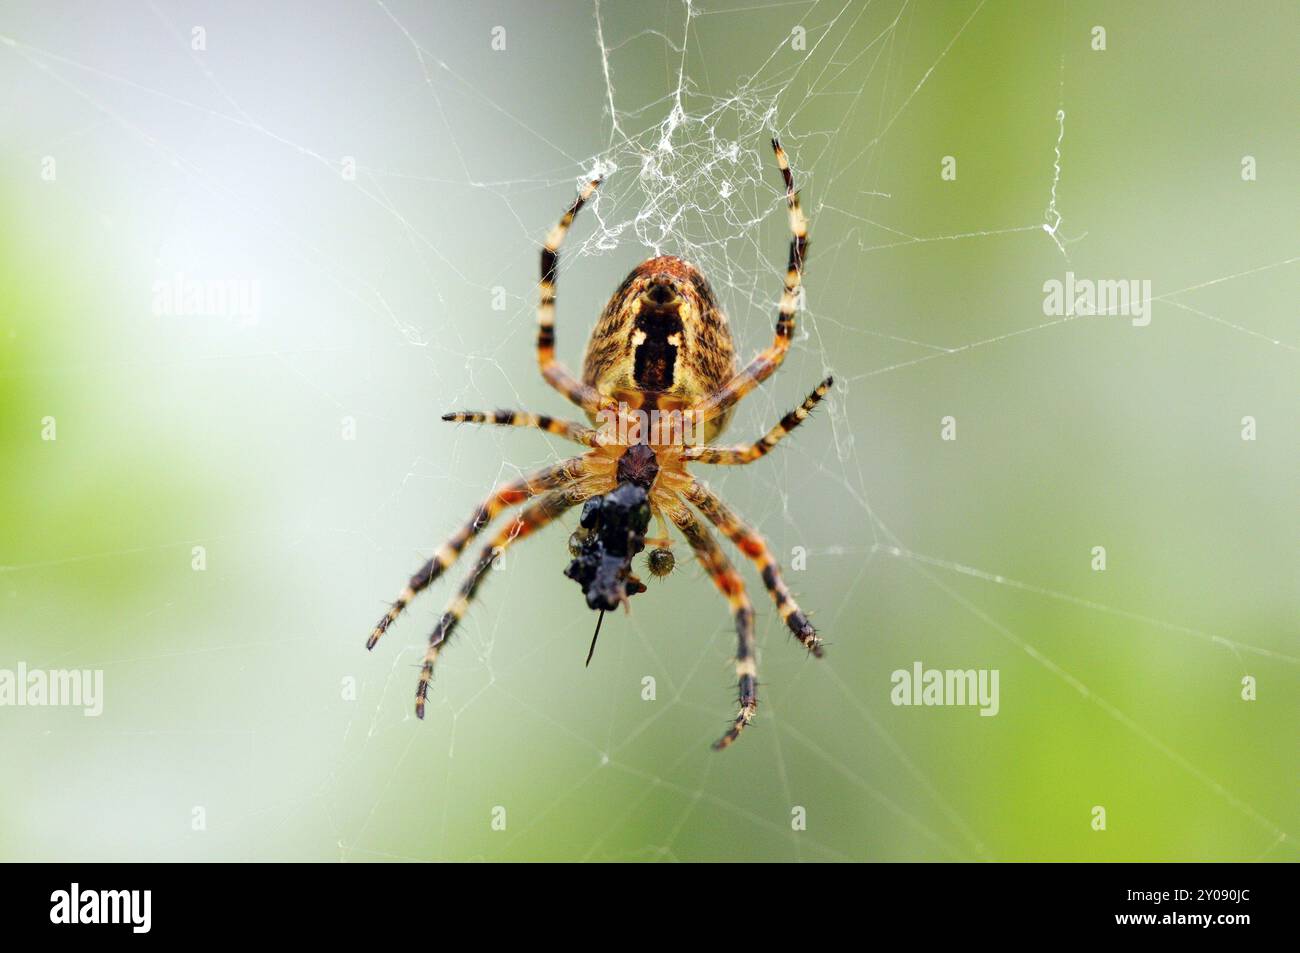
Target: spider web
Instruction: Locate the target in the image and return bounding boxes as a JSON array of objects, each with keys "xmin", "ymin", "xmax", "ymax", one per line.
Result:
[{"xmin": 0, "ymin": 0, "xmax": 1295, "ymax": 862}]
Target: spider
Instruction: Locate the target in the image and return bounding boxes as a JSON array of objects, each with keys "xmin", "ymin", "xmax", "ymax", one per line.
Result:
[{"xmin": 366, "ymin": 139, "xmax": 831, "ymax": 750}]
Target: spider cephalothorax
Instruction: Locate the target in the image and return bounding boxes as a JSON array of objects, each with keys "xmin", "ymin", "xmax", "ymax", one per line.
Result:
[{"xmin": 367, "ymin": 139, "xmax": 831, "ymax": 750}]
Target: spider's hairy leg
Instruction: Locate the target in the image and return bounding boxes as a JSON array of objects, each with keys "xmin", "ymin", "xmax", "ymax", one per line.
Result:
[
  {"xmin": 538, "ymin": 177, "xmax": 613, "ymax": 415},
  {"xmin": 415, "ymin": 486, "xmax": 586, "ymax": 717},
  {"xmin": 441, "ymin": 409, "xmax": 602, "ymax": 449},
  {"xmin": 684, "ymin": 376, "xmax": 832, "ymax": 466},
  {"xmin": 665, "ymin": 500, "xmax": 757, "ymax": 751},
  {"xmin": 366, "ymin": 455, "xmax": 585, "ymax": 651},
  {"xmin": 685, "ymin": 478, "xmax": 824, "ymax": 657},
  {"xmin": 697, "ymin": 138, "xmax": 809, "ymax": 424}
]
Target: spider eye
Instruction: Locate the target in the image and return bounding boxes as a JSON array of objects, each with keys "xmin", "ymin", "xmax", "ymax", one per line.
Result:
[
  {"xmin": 567, "ymin": 531, "xmax": 587, "ymax": 558},
  {"xmin": 579, "ymin": 498, "xmax": 601, "ymax": 528}
]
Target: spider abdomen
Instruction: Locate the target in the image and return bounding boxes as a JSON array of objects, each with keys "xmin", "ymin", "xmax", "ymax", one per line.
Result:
[
  {"xmin": 631, "ymin": 305, "xmax": 683, "ymax": 391},
  {"xmin": 582, "ymin": 255, "xmax": 737, "ymax": 441}
]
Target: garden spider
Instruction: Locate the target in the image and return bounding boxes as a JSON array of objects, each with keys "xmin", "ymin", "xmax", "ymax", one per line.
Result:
[{"xmin": 367, "ymin": 139, "xmax": 831, "ymax": 750}]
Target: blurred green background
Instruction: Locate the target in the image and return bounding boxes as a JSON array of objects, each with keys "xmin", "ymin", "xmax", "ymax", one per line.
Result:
[{"xmin": 0, "ymin": 0, "xmax": 1295, "ymax": 861}]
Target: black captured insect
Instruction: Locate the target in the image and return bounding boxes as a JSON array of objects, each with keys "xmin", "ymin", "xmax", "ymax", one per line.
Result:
[
  {"xmin": 564, "ymin": 485, "xmax": 651, "ymax": 611},
  {"xmin": 564, "ymin": 444, "xmax": 659, "ymax": 612}
]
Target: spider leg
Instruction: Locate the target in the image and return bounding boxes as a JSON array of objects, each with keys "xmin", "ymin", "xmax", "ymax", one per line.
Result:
[
  {"xmin": 645, "ymin": 511, "xmax": 674, "ymax": 549},
  {"xmin": 684, "ymin": 376, "xmax": 832, "ymax": 465},
  {"xmin": 366, "ymin": 455, "xmax": 585, "ymax": 650},
  {"xmin": 441, "ymin": 409, "xmax": 602, "ymax": 448},
  {"xmin": 685, "ymin": 478, "xmax": 823, "ymax": 657},
  {"xmin": 538, "ymin": 178, "xmax": 614, "ymax": 415},
  {"xmin": 663, "ymin": 500, "xmax": 757, "ymax": 751},
  {"xmin": 697, "ymin": 138, "xmax": 808, "ymax": 423},
  {"xmin": 415, "ymin": 486, "xmax": 588, "ymax": 717}
]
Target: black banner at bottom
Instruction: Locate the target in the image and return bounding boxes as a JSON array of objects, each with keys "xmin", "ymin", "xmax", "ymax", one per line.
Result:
[{"xmin": 2, "ymin": 861, "xmax": 1286, "ymax": 940}]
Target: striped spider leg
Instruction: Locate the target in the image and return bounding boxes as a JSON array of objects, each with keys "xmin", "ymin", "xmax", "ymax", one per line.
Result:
[
  {"xmin": 414, "ymin": 485, "xmax": 593, "ymax": 717},
  {"xmin": 537, "ymin": 176, "xmax": 615, "ymax": 416},
  {"xmin": 366, "ymin": 456, "xmax": 587, "ymax": 651},
  {"xmin": 683, "ymin": 478, "xmax": 823, "ymax": 659},
  {"xmin": 661, "ymin": 497, "xmax": 757, "ymax": 750},
  {"xmin": 695, "ymin": 138, "xmax": 810, "ymax": 426},
  {"xmin": 683, "ymin": 376, "xmax": 832, "ymax": 466},
  {"xmin": 441, "ymin": 409, "xmax": 603, "ymax": 448}
]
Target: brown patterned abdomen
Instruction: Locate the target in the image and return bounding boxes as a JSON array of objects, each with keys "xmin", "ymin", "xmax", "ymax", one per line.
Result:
[{"xmin": 582, "ymin": 256, "xmax": 737, "ymax": 440}]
